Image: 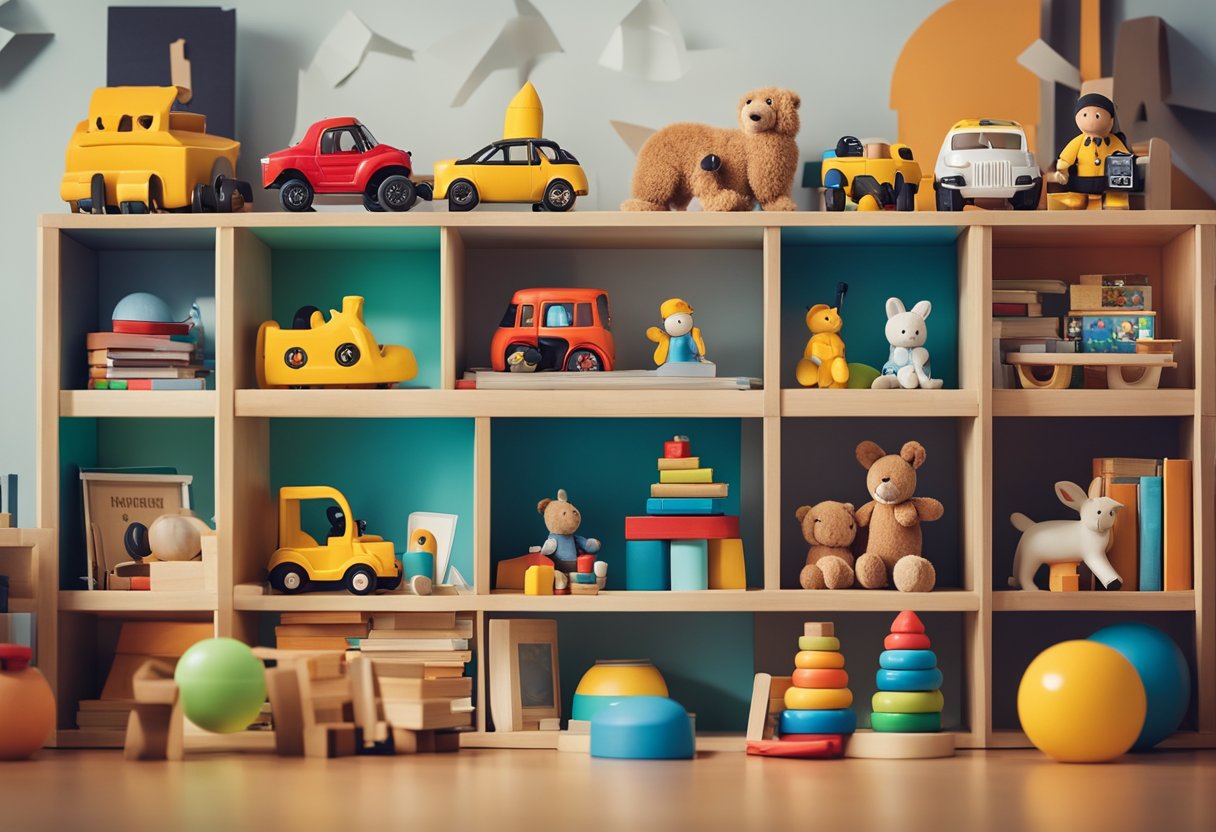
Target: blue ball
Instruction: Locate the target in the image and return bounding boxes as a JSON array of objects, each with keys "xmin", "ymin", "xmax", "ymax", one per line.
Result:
[
  {"xmin": 876, "ymin": 667, "xmax": 943, "ymax": 692},
  {"xmin": 590, "ymin": 696, "xmax": 694, "ymax": 760},
  {"xmin": 879, "ymin": 650, "xmax": 938, "ymax": 671},
  {"xmin": 1089, "ymin": 623, "xmax": 1190, "ymax": 750}
]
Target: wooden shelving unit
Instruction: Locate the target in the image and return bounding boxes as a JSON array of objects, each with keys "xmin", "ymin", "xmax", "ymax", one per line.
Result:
[{"xmin": 34, "ymin": 210, "xmax": 1216, "ymax": 751}]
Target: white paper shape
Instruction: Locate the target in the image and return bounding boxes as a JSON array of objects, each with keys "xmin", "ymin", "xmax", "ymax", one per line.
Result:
[
  {"xmin": 407, "ymin": 511, "xmax": 458, "ymax": 586},
  {"xmin": 445, "ymin": 565, "xmax": 472, "ymax": 593},
  {"xmin": 1017, "ymin": 39, "xmax": 1081, "ymax": 90},
  {"xmin": 311, "ymin": 10, "xmax": 413, "ymax": 89},
  {"xmin": 609, "ymin": 120, "xmax": 656, "ymax": 155},
  {"xmin": 599, "ymin": 0, "xmax": 688, "ymax": 81}
]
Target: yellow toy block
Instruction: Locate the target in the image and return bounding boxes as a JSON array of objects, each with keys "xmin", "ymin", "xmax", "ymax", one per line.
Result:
[
  {"xmin": 707, "ymin": 538, "xmax": 746, "ymax": 589},
  {"xmin": 524, "ymin": 564, "xmax": 554, "ymax": 596},
  {"xmin": 1049, "ymin": 562, "xmax": 1080, "ymax": 592},
  {"xmin": 658, "ymin": 468, "xmax": 714, "ymax": 484}
]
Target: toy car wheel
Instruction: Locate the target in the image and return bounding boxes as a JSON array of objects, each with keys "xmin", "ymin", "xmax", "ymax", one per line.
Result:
[
  {"xmin": 362, "ymin": 191, "xmax": 386, "ymax": 212},
  {"xmin": 823, "ymin": 187, "xmax": 846, "ymax": 212},
  {"xmin": 343, "ymin": 565, "xmax": 377, "ymax": 596},
  {"xmin": 119, "ymin": 201, "xmax": 149, "ymax": 214},
  {"xmin": 895, "ymin": 182, "xmax": 917, "ymax": 212},
  {"xmin": 89, "ymin": 173, "xmax": 107, "ymax": 215},
  {"xmin": 269, "ymin": 563, "xmax": 308, "ymax": 594},
  {"xmin": 214, "ymin": 176, "xmax": 249, "ymax": 213},
  {"xmin": 934, "ymin": 183, "xmax": 965, "ymax": 212},
  {"xmin": 379, "ymin": 573, "xmax": 403, "ymax": 591},
  {"xmin": 1009, "ymin": 178, "xmax": 1042, "ymax": 210},
  {"xmin": 377, "ymin": 175, "xmax": 417, "ymax": 212},
  {"xmin": 565, "ymin": 348, "xmax": 603, "ymax": 372},
  {"xmin": 280, "ymin": 178, "xmax": 314, "ymax": 212},
  {"xmin": 448, "ymin": 179, "xmax": 479, "ymax": 212},
  {"xmin": 415, "ymin": 182, "xmax": 434, "ymax": 202},
  {"xmin": 192, "ymin": 182, "xmax": 218, "ymax": 213},
  {"xmin": 542, "ymin": 179, "xmax": 576, "ymax": 212}
]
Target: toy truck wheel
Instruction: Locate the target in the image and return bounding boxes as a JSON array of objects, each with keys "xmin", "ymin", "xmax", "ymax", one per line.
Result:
[
  {"xmin": 378, "ymin": 175, "xmax": 417, "ymax": 212},
  {"xmin": 119, "ymin": 201, "xmax": 149, "ymax": 214},
  {"xmin": 934, "ymin": 183, "xmax": 964, "ymax": 212},
  {"xmin": 343, "ymin": 565, "xmax": 377, "ymax": 596},
  {"xmin": 379, "ymin": 573, "xmax": 403, "ymax": 591},
  {"xmin": 89, "ymin": 173, "xmax": 107, "ymax": 215},
  {"xmin": 542, "ymin": 179, "xmax": 575, "ymax": 212},
  {"xmin": 823, "ymin": 187, "xmax": 846, "ymax": 212},
  {"xmin": 192, "ymin": 183, "xmax": 218, "ymax": 213},
  {"xmin": 448, "ymin": 179, "xmax": 479, "ymax": 212},
  {"xmin": 1009, "ymin": 178, "xmax": 1042, "ymax": 210},
  {"xmin": 362, "ymin": 191, "xmax": 386, "ymax": 212},
  {"xmin": 895, "ymin": 182, "xmax": 917, "ymax": 212},
  {"xmin": 269, "ymin": 563, "xmax": 308, "ymax": 594},
  {"xmin": 280, "ymin": 178, "xmax": 314, "ymax": 212},
  {"xmin": 565, "ymin": 348, "xmax": 603, "ymax": 372}
]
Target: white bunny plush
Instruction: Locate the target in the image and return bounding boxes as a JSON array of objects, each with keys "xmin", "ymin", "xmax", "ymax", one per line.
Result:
[
  {"xmin": 871, "ymin": 297, "xmax": 944, "ymax": 389},
  {"xmin": 1008, "ymin": 478, "xmax": 1124, "ymax": 591}
]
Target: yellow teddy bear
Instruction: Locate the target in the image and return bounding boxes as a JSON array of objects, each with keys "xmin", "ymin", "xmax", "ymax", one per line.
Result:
[{"xmin": 796, "ymin": 304, "xmax": 849, "ymax": 388}]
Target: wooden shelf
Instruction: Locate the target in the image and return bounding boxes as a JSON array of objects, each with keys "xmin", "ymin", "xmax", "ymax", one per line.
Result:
[
  {"xmin": 59, "ymin": 389, "xmax": 216, "ymax": 418},
  {"xmin": 781, "ymin": 389, "xmax": 979, "ymax": 418},
  {"xmin": 992, "ymin": 590, "xmax": 1195, "ymax": 612},
  {"xmin": 58, "ymin": 590, "xmax": 218, "ymax": 613},
  {"xmin": 235, "ymin": 388, "xmax": 765, "ymax": 419},
  {"xmin": 992, "ymin": 389, "xmax": 1195, "ymax": 417}
]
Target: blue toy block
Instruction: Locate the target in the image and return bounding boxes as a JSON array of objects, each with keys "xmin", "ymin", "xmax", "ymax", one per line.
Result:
[
  {"xmin": 875, "ymin": 667, "xmax": 944, "ymax": 692},
  {"xmin": 625, "ymin": 540, "xmax": 670, "ymax": 591},
  {"xmin": 571, "ymin": 571, "xmax": 597, "ymax": 584},
  {"xmin": 669, "ymin": 539, "xmax": 708, "ymax": 591},
  {"xmin": 779, "ymin": 707, "xmax": 856, "ymax": 736},
  {"xmin": 645, "ymin": 498, "xmax": 725, "ymax": 516},
  {"xmin": 878, "ymin": 649, "xmax": 938, "ymax": 671}
]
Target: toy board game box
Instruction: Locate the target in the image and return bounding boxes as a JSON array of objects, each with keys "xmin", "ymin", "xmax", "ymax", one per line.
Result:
[{"xmin": 1066, "ymin": 311, "xmax": 1156, "ymax": 353}]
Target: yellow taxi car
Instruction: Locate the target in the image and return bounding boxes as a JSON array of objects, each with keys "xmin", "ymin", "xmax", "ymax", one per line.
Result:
[
  {"xmin": 256, "ymin": 295, "xmax": 418, "ymax": 389},
  {"xmin": 61, "ymin": 86, "xmax": 251, "ymax": 213},
  {"xmin": 432, "ymin": 138, "xmax": 589, "ymax": 212},
  {"xmin": 268, "ymin": 486, "xmax": 402, "ymax": 596},
  {"xmin": 820, "ymin": 135, "xmax": 922, "ymax": 211}
]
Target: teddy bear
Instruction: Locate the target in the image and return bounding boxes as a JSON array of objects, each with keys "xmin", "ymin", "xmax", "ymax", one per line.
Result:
[
  {"xmin": 853, "ymin": 440, "xmax": 943, "ymax": 592},
  {"xmin": 621, "ymin": 87, "xmax": 801, "ymax": 212},
  {"xmin": 795, "ymin": 304, "xmax": 848, "ymax": 388},
  {"xmin": 537, "ymin": 488, "xmax": 600, "ymax": 572},
  {"xmin": 795, "ymin": 500, "xmax": 857, "ymax": 589}
]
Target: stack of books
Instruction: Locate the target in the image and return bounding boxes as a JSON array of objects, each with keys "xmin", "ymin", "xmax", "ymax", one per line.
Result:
[
  {"xmin": 350, "ymin": 612, "xmax": 474, "ymax": 731},
  {"xmin": 86, "ymin": 330, "xmax": 209, "ymax": 390},
  {"xmin": 274, "ymin": 611, "xmax": 370, "ymax": 650},
  {"xmin": 1066, "ymin": 274, "xmax": 1156, "ymax": 360},
  {"xmin": 1092, "ymin": 456, "xmax": 1192, "ymax": 591},
  {"xmin": 992, "ymin": 279, "xmax": 1072, "ymax": 389}
]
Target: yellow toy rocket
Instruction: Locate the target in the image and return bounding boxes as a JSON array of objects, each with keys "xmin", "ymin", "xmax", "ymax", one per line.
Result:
[{"xmin": 503, "ymin": 82, "xmax": 543, "ymax": 140}]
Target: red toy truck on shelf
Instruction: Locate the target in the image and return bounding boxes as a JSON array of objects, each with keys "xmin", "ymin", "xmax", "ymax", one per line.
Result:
[
  {"xmin": 491, "ymin": 288, "xmax": 615, "ymax": 372},
  {"xmin": 261, "ymin": 117, "xmax": 431, "ymax": 212}
]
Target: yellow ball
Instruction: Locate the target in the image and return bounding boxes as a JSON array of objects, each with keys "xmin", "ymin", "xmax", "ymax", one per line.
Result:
[{"xmin": 1017, "ymin": 640, "xmax": 1146, "ymax": 763}]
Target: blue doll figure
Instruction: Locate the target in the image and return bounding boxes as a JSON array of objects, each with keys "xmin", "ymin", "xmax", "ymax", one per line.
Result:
[{"xmin": 646, "ymin": 298, "xmax": 707, "ymax": 366}]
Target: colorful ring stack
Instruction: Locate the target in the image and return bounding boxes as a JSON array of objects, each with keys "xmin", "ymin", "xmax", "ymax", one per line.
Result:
[
  {"xmin": 871, "ymin": 610, "xmax": 944, "ymax": 733},
  {"xmin": 778, "ymin": 622, "xmax": 857, "ymax": 745}
]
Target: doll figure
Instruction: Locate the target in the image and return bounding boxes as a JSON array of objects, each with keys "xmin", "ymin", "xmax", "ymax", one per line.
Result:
[{"xmin": 1050, "ymin": 93, "xmax": 1131, "ymax": 210}]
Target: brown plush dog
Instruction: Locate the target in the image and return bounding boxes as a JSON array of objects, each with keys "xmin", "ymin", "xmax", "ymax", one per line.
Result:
[
  {"xmin": 853, "ymin": 440, "xmax": 943, "ymax": 592},
  {"xmin": 796, "ymin": 500, "xmax": 857, "ymax": 589},
  {"xmin": 622, "ymin": 87, "xmax": 801, "ymax": 212}
]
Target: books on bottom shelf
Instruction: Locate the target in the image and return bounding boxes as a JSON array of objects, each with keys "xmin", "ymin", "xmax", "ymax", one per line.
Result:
[
  {"xmin": 275, "ymin": 611, "xmax": 370, "ymax": 651},
  {"xmin": 361, "ymin": 613, "xmax": 476, "ymax": 731},
  {"xmin": 85, "ymin": 329, "xmax": 211, "ymax": 390}
]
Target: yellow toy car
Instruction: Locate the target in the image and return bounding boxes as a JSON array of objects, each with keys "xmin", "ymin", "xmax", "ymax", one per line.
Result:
[
  {"xmin": 268, "ymin": 486, "xmax": 402, "ymax": 595},
  {"xmin": 820, "ymin": 135, "xmax": 922, "ymax": 211},
  {"xmin": 432, "ymin": 82, "xmax": 589, "ymax": 212},
  {"xmin": 61, "ymin": 86, "xmax": 252, "ymax": 214},
  {"xmin": 255, "ymin": 295, "xmax": 418, "ymax": 389}
]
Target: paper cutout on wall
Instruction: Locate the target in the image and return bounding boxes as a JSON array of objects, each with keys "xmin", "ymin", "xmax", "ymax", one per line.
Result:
[
  {"xmin": 599, "ymin": 0, "xmax": 688, "ymax": 81},
  {"xmin": 426, "ymin": 0, "xmax": 563, "ymax": 107},
  {"xmin": 311, "ymin": 10, "xmax": 413, "ymax": 89},
  {"xmin": 610, "ymin": 120, "xmax": 656, "ymax": 155},
  {"xmin": 0, "ymin": 0, "xmax": 52, "ymax": 87},
  {"xmin": 1017, "ymin": 39, "xmax": 1080, "ymax": 90}
]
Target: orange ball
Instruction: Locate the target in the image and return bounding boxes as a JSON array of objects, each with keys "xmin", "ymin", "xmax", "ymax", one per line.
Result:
[{"xmin": 0, "ymin": 646, "xmax": 55, "ymax": 760}]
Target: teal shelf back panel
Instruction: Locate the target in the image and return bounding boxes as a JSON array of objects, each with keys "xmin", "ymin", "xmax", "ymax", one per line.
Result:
[
  {"xmin": 270, "ymin": 248, "xmax": 442, "ymax": 390},
  {"xmin": 269, "ymin": 418, "xmax": 475, "ymax": 584}
]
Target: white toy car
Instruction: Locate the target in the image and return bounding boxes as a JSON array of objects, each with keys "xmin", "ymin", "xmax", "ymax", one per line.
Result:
[{"xmin": 933, "ymin": 119, "xmax": 1041, "ymax": 211}]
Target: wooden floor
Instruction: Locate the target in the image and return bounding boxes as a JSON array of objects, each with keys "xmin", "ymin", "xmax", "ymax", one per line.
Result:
[{"xmin": 2, "ymin": 748, "xmax": 1214, "ymax": 830}]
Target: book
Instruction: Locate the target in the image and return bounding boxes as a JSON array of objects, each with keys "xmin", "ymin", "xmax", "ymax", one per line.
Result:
[
  {"xmin": 992, "ymin": 317, "xmax": 1060, "ymax": 338},
  {"xmin": 275, "ymin": 623, "xmax": 371, "ymax": 638},
  {"xmin": 280, "ymin": 611, "xmax": 369, "ymax": 626},
  {"xmin": 349, "ymin": 638, "xmax": 469, "ymax": 651},
  {"xmin": 88, "ymin": 350, "xmax": 194, "ymax": 365},
  {"xmin": 656, "ymin": 457, "xmax": 701, "ymax": 471},
  {"xmin": 86, "ymin": 332, "xmax": 197, "ymax": 352},
  {"xmin": 650, "ymin": 482, "xmax": 729, "ymax": 498},
  {"xmin": 1069, "ymin": 284, "xmax": 1151, "ymax": 312},
  {"xmin": 274, "ymin": 635, "xmax": 350, "ymax": 651},
  {"xmin": 369, "ymin": 612, "xmax": 457, "ymax": 631},
  {"xmin": 992, "ymin": 289, "xmax": 1041, "ymax": 304},
  {"xmin": 1162, "ymin": 458, "xmax": 1193, "ymax": 591},
  {"xmin": 1094, "ymin": 458, "xmax": 1161, "ymax": 482},
  {"xmin": 657, "ymin": 468, "xmax": 713, "ymax": 484},
  {"xmin": 645, "ymin": 497, "xmax": 725, "ymax": 516},
  {"xmin": 377, "ymin": 676, "xmax": 473, "ymax": 700},
  {"xmin": 380, "ymin": 699, "xmax": 474, "ymax": 731},
  {"xmin": 1078, "ymin": 273, "xmax": 1150, "ymax": 286},
  {"xmin": 89, "ymin": 366, "xmax": 206, "ymax": 380},
  {"xmin": 1107, "ymin": 480, "xmax": 1139, "ymax": 591},
  {"xmin": 368, "ymin": 622, "xmax": 473, "ymax": 640},
  {"xmin": 992, "ymin": 302, "xmax": 1042, "ymax": 317},
  {"xmin": 358, "ymin": 656, "xmax": 467, "ymax": 678},
  {"xmin": 992, "ymin": 279, "xmax": 1068, "ymax": 294},
  {"xmin": 88, "ymin": 378, "xmax": 209, "ymax": 390},
  {"xmin": 348, "ymin": 647, "xmax": 472, "ymax": 662},
  {"xmin": 1138, "ymin": 476, "xmax": 1164, "ymax": 591}
]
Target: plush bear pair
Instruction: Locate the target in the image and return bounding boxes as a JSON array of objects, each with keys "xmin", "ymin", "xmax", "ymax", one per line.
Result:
[{"xmin": 796, "ymin": 440, "xmax": 942, "ymax": 593}]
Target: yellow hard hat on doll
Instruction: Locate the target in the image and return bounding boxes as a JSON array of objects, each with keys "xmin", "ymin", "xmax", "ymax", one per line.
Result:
[{"xmin": 660, "ymin": 298, "xmax": 693, "ymax": 318}]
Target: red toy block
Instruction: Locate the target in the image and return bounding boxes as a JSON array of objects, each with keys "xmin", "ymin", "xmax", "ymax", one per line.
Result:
[
  {"xmin": 891, "ymin": 610, "xmax": 925, "ymax": 634},
  {"xmin": 577, "ymin": 554, "xmax": 595, "ymax": 573},
  {"xmin": 624, "ymin": 515, "xmax": 740, "ymax": 541},
  {"xmin": 884, "ymin": 632, "xmax": 931, "ymax": 650},
  {"xmin": 746, "ymin": 735, "xmax": 844, "ymax": 758},
  {"xmin": 663, "ymin": 438, "xmax": 691, "ymax": 459}
]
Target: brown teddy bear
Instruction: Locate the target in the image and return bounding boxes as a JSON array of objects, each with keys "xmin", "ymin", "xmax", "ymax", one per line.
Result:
[
  {"xmin": 537, "ymin": 488, "xmax": 600, "ymax": 572},
  {"xmin": 621, "ymin": 87, "xmax": 801, "ymax": 212},
  {"xmin": 853, "ymin": 440, "xmax": 943, "ymax": 592},
  {"xmin": 795, "ymin": 500, "xmax": 857, "ymax": 589}
]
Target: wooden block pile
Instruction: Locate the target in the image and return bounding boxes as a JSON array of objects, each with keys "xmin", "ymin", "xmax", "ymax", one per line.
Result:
[
  {"xmin": 274, "ymin": 610, "xmax": 370, "ymax": 650},
  {"xmin": 870, "ymin": 611, "xmax": 944, "ymax": 733}
]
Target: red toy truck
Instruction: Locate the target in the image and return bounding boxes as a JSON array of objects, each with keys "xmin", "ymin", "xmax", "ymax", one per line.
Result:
[
  {"xmin": 261, "ymin": 118, "xmax": 430, "ymax": 212},
  {"xmin": 491, "ymin": 288, "xmax": 615, "ymax": 372}
]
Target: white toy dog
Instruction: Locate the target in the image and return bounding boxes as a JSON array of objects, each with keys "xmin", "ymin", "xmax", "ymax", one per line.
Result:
[
  {"xmin": 1008, "ymin": 478, "xmax": 1124, "ymax": 591},
  {"xmin": 871, "ymin": 298, "xmax": 944, "ymax": 389}
]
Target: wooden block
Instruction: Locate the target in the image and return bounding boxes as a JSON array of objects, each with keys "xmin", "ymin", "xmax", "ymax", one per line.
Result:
[
  {"xmin": 523, "ymin": 564, "xmax": 555, "ymax": 595},
  {"xmin": 656, "ymin": 457, "xmax": 700, "ymax": 470},
  {"xmin": 746, "ymin": 672, "xmax": 773, "ymax": 742},
  {"xmin": 769, "ymin": 676, "xmax": 793, "ymax": 699},
  {"xmin": 624, "ymin": 514, "xmax": 739, "ymax": 541},
  {"xmin": 557, "ymin": 731, "xmax": 592, "ymax": 754},
  {"xmin": 669, "ymin": 539, "xmax": 708, "ymax": 591},
  {"xmin": 0, "ymin": 513, "xmax": 11, "ymax": 528},
  {"xmin": 707, "ymin": 538, "xmax": 746, "ymax": 589},
  {"xmin": 123, "ymin": 660, "xmax": 183, "ymax": 762},
  {"xmin": 657, "ymin": 468, "xmax": 714, "ymax": 484},
  {"xmin": 1049, "ymin": 562, "xmax": 1081, "ymax": 592},
  {"xmin": 539, "ymin": 718, "xmax": 561, "ymax": 731},
  {"xmin": 567, "ymin": 719, "xmax": 591, "ymax": 735},
  {"xmin": 803, "ymin": 622, "xmax": 834, "ymax": 638},
  {"xmin": 569, "ymin": 581, "xmax": 598, "ymax": 595},
  {"xmin": 264, "ymin": 666, "xmax": 305, "ymax": 757},
  {"xmin": 434, "ymin": 731, "xmax": 460, "ymax": 753},
  {"xmin": 496, "ymin": 552, "xmax": 554, "ymax": 590},
  {"xmin": 305, "ymin": 723, "xmax": 356, "ymax": 758},
  {"xmin": 663, "ymin": 438, "xmax": 690, "ymax": 458},
  {"xmin": 890, "ymin": 610, "xmax": 925, "ymax": 634},
  {"xmin": 843, "ymin": 730, "xmax": 955, "ymax": 759}
]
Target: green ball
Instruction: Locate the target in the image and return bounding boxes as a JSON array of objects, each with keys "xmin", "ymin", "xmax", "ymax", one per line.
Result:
[
  {"xmin": 846, "ymin": 363, "xmax": 880, "ymax": 389},
  {"xmin": 174, "ymin": 638, "xmax": 266, "ymax": 734}
]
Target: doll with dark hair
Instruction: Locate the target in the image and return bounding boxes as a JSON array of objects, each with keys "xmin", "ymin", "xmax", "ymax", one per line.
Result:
[{"xmin": 1050, "ymin": 93, "xmax": 1131, "ymax": 210}]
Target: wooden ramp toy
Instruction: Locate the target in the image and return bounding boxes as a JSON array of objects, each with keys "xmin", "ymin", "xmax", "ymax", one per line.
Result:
[{"xmin": 1007, "ymin": 347, "xmax": 1177, "ymax": 391}]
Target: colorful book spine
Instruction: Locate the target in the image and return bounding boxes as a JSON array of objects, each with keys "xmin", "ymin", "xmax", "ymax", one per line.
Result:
[
  {"xmin": 658, "ymin": 468, "xmax": 713, "ymax": 484},
  {"xmin": 1162, "ymin": 459, "xmax": 1193, "ymax": 591},
  {"xmin": 1138, "ymin": 476, "xmax": 1163, "ymax": 592},
  {"xmin": 1107, "ymin": 480, "xmax": 1139, "ymax": 591}
]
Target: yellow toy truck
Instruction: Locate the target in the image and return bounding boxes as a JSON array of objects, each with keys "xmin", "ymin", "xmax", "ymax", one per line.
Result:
[
  {"xmin": 61, "ymin": 85, "xmax": 252, "ymax": 214},
  {"xmin": 820, "ymin": 135, "xmax": 921, "ymax": 211},
  {"xmin": 267, "ymin": 486, "xmax": 402, "ymax": 595}
]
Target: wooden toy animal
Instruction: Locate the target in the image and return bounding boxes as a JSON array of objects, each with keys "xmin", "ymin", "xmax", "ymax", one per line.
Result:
[
  {"xmin": 1008, "ymin": 478, "xmax": 1124, "ymax": 591},
  {"xmin": 871, "ymin": 298, "xmax": 943, "ymax": 389}
]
